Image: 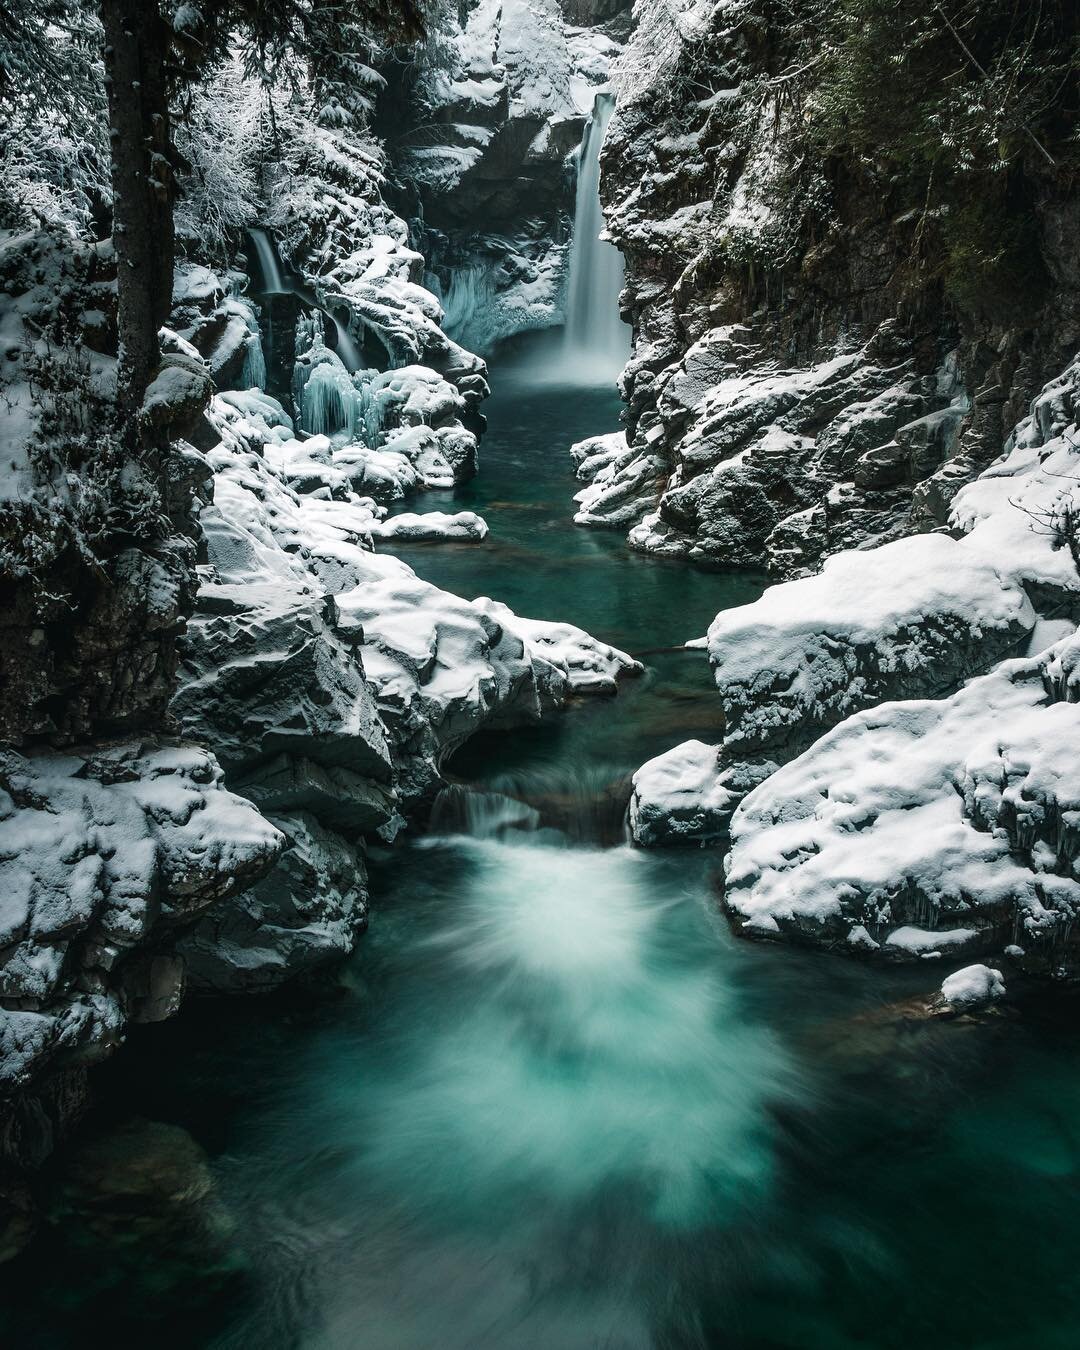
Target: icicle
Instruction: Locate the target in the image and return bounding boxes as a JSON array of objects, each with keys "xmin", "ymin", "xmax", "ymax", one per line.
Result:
[{"xmin": 240, "ymin": 330, "xmax": 267, "ymax": 390}]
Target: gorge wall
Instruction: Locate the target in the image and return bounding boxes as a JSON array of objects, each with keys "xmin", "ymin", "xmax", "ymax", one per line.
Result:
[
  {"xmin": 611, "ymin": 1, "xmax": 1080, "ymax": 981},
  {"xmin": 583, "ymin": 0, "xmax": 1080, "ymax": 576}
]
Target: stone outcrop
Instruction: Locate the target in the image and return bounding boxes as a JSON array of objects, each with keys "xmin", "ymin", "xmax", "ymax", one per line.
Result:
[
  {"xmin": 723, "ymin": 638, "xmax": 1080, "ymax": 976},
  {"xmin": 589, "ymin": 0, "xmax": 1080, "ymax": 577},
  {"xmin": 0, "ymin": 742, "xmax": 282, "ymax": 1164}
]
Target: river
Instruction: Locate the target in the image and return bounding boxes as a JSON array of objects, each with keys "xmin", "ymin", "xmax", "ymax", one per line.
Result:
[{"xmin": 5, "ymin": 334, "xmax": 1080, "ymax": 1349}]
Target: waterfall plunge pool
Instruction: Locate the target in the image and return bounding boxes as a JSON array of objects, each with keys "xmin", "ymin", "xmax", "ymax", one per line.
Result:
[{"xmin": 6, "ymin": 335, "xmax": 1080, "ymax": 1349}]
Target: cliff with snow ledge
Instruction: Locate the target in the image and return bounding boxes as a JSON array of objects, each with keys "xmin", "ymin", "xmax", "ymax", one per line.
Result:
[{"xmin": 587, "ymin": 0, "xmax": 1080, "ymax": 575}]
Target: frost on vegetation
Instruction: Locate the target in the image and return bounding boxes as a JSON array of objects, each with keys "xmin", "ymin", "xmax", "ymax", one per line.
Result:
[{"xmin": 172, "ymin": 57, "xmax": 263, "ymax": 259}]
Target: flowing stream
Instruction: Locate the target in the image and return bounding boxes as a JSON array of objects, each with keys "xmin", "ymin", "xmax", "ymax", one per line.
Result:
[{"xmin": 6, "ymin": 334, "xmax": 1080, "ymax": 1348}]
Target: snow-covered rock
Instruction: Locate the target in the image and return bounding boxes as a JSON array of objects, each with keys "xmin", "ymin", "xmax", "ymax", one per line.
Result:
[
  {"xmin": 179, "ymin": 812, "xmax": 370, "ymax": 994},
  {"xmin": 335, "ymin": 584, "xmax": 641, "ymax": 801},
  {"xmin": 628, "ymin": 741, "xmax": 775, "ymax": 847},
  {"xmin": 369, "ymin": 511, "xmax": 489, "ymax": 543},
  {"xmin": 571, "ymin": 430, "xmax": 665, "ymax": 529},
  {"xmin": 0, "ymin": 743, "xmax": 282, "ymax": 1095},
  {"xmin": 172, "ymin": 390, "xmax": 640, "ymax": 983},
  {"xmin": 938, "ymin": 964, "xmax": 1006, "ymax": 1010},
  {"xmin": 722, "ymin": 639, "xmax": 1080, "ymax": 971},
  {"xmin": 707, "ymin": 533, "xmax": 1035, "ymax": 759}
]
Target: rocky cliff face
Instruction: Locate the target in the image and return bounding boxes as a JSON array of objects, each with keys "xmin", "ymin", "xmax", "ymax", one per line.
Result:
[
  {"xmin": 610, "ymin": 0, "xmax": 1080, "ymax": 978},
  {"xmin": 590, "ymin": 0, "xmax": 1080, "ymax": 576}
]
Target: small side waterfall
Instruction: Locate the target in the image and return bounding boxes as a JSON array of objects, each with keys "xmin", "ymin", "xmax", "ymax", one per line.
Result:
[
  {"xmin": 249, "ymin": 227, "xmax": 286, "ymax": 294},
  {"xmin": 247, "ymin": 227, "xmax": 362, "ymax": 376},
  {"xmin": 559, "ymin": 93, "xmax": 631, "ymax": 384}
]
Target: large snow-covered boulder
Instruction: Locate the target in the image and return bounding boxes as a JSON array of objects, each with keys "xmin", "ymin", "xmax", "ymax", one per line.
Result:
[
  {"xmin": 335, "ymin": 581, "xmax": 641, "ymax": 801},
  {"xmin": 722, "ymin": 640, "xmax": 1080, "ymax": 972},
  {"xmin": 707, "ymin": 533, "xmax": 1035, "ymax": 760},
  {"xmin": 0, "ymin": 743, "xmax": 283, "ymax": 1097}
]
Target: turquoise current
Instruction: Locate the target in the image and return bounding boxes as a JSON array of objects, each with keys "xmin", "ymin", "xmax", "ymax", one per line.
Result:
[{"xmin": 5, "ymin": 333, "xmax": 1080, "ymax": 1349}]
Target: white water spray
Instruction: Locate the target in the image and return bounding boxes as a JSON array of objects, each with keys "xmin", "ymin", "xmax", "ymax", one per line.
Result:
[{"xmin": 559, "ymin": 92, "xmax": 631, "ymax": 384}]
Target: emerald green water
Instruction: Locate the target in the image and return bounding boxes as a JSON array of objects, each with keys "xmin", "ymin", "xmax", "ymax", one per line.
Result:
[{"xmin": 5, "ymin": 332, "xmax": 1080, "ymax": 1348}]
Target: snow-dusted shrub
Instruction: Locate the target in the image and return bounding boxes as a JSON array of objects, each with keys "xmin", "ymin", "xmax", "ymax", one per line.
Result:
[{"xmin": 173, "ymin": 57, "xmax": 264, "ymax": 259}]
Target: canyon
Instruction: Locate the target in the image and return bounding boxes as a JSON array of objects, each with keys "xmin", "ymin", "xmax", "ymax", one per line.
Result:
[{"xmin": 1, "ymin": 0, "xmax": 1080, "ymax": 1343}]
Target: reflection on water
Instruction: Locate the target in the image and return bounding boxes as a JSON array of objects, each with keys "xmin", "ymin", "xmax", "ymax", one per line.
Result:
[{"xmin": 6, "ymin": 333, "xmax": 1080, "ymax": 1349}]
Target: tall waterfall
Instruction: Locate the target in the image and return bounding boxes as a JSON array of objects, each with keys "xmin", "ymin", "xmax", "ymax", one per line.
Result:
[{"xmin": 560, "ymin": 92, "xmax": 631, "ymax": 384}]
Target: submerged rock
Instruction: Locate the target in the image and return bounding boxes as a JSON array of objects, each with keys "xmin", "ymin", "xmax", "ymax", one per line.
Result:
[{"xmin": 45, "ymin": 1118, "xmax": 242, "ymax": 1309}]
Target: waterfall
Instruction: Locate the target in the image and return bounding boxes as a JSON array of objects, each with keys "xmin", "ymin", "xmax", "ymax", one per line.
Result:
[
  {"xmin": 248, "ymin": 227, "xmax": 362, "ymax": 376},
  {"xmin": 331, "ymin": 314, "xmax": 363, "ymax": 374},
  {"xmin": 559, "ymin": 93, "xmax": 631, "ymax": 384},
  {"xmin": 249, "ymin": 227, "xmax": 286, "ymax": 294}
]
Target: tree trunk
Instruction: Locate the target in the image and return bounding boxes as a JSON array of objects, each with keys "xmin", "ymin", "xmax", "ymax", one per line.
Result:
[{"xmin": 100, "ymin": 0, "xmax": 174, "ymax": 423}]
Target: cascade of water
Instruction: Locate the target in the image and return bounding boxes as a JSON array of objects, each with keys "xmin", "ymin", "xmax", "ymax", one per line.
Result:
[
  {"xmin": 248, "ymin": 227, "xmax": 286, "ymax": 294},
  {"xmin": 560, "ymin": 92, "xmax": 631, "ymax": 384},
  {"xmin": 332, "ymin": 314, "xmax": 363, "ymax": 375},
  {"xmin": 428, "ymin": 785, "xmax": 541, "ymax": 840},
  {"xmin": 248, "ymin": 228, "xmax": 362, "ymax": 375}
]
